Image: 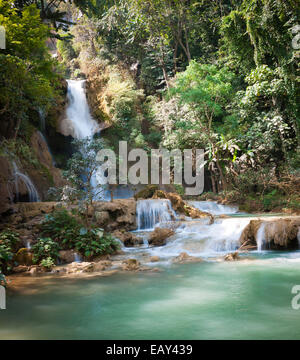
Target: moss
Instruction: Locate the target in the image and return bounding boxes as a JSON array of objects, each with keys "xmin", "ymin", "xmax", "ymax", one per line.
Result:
[
  {"xmin": 39, "ymin": 164, "xmax": 54, "ymax": 186},
  {"xmin": 134, "ymin": 185, "xmax": 159, "ymax": 200}
]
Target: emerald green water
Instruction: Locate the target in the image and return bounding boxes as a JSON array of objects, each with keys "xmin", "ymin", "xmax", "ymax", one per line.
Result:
[{"xmin": 1, "ymin": 252, "xmax": 300, "ymax": 340}]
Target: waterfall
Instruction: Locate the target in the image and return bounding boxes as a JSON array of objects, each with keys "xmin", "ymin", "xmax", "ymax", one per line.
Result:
[
  {"xmin": 74, "ymin": 252, "xmax": 82, "ymax": 263},
  {"xmin": 38, "ymin": 108, "xmax": 46, "ymax": 133},
  {"xmin": 136, "ymin": 199, "xmax": 176, "ymax": 230},
  {"xmin": 37, "ymin": 131, "xmax": 56, "ymax": 166},
  {"xmin": 65, "ymin": 80, "xmax": 99, "ymax": 139},
  {"xmin": 12, "ymin": 162, "xmax": 40, "ymax": 202},
  {"xmin": 256, "ymin": 223, "xmax": 266, "ymax": 252},
  {"xmin": 188, "ymin": 201, "xmax": 238, "ymax": 215},
  {"xmin": 64, "ymin": 79, "xmax": 107, "ymax": 200}
]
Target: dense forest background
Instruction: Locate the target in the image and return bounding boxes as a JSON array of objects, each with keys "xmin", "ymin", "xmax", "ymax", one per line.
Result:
[{"xmin": 0, "ymin": 0, "xmax": 299, "ymax": 212}]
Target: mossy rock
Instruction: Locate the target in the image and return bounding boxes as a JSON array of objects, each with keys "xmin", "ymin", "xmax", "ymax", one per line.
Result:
[
  {"xmin": 134, "ymin": 185, "xmax": 159, "ymax": 200},
  {"xmin": 14, "ymin": 248, "xmax": 33, "ymax": 266}
]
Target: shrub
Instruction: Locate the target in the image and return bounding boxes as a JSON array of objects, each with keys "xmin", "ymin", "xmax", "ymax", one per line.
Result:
[
  {"xmin": 40, "ymin": 257, "xmax": 55, "ymax": 271},
  {"xmin": 32, "ymin": 238, "xmax": 60, "ymax": 264},
  {"xmin": 0, "ymin": 244, "xmax": 14, "ymax": 274},
  {"xmin": 0, "ymin": 229, "xmax": 20, "ymax": 274},
  {"xmin": 0, "ymin": 229, "xmax": 20, "ymax": 250},
  {"xmin": 40, "ymin": 209, "xmax": 81, "ymax": 248},
  {"xmin": 40, "ymin": 210, "xmax": 120, "ymax": 260},
  {"xmin": 74, "ymin": 229, "xmax": 119, "ymax": 260}
]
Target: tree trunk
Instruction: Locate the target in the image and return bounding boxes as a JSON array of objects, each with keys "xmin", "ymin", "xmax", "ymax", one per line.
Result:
[{"xmin": 210, "ymin": 171, "xmax": 217, "ymax": 194}]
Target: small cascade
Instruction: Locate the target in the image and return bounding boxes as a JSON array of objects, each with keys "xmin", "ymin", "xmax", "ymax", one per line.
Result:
[
  {"xmin": 74, "ymin": 252, "xmax": 82, "ymax": 263},
  {"xmin": 256, "ymin": 223, "xmax": 266, "ymax": 252},
  {"xmin": 134, "ymin": 217, "xmax": 251, "ymax": 259},
  {"xmin": 12, "ymin": 162, "xmax": 40, "ymax": 202},
  {"xmin": 136, "ymin": 199, "xmax": 176, "ymax": 230},
  {"xmin": 188, "ymin": 201, "xmax": 238, "ymax": 215},
  {"xmin": 37, "ymin": 131, "xmax": 56, "ymax": 166},
  {"xmin": 26, "ymin": 240, "xmax": 31, "ymax": 250},
  {"xmin": 38, "ymin": 108, "xmax": 46, "ymax": 133}
]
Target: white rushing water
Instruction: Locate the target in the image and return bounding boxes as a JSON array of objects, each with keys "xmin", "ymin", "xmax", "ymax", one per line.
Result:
[
  {"xmin": 136, "ymin": 199, "xmax": 177, "ymax": 230},
  {"xmin": 12, "ymin": 161, "xmax": 40, "ymax": 202},
  {"xmin": 65, "ymin": 80, "xmax": 99, "ymax": 139},
  {"xmin": 126, "ymin": 200, "xmax": 252, "ymax": 261},
  {"xmin": 188, "ymin": 200, "xmax": 238, "ymax": 215},
  {"xmin": 36, "ymin": 131, "xmax": 56, "ymax": 166},
  {"xmin": 256, "ymin": 223, "xmax": 266, "ymax": 252},
  {"xmin": 74, "ymin": 252, "xmax": 82, "ymax": 263},
  {"xmin": 146, "ymin": 218, "xmax": 251, "ymax": 259},
  {"xmin": 64, "ymin": 79, "xmax": 107, "ymax": 199}
]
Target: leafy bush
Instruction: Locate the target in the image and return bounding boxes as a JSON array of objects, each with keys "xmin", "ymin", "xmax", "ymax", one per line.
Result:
[
  {"xmin": 40, "ymin": 209, "xmax": 80, "ymax": 247},
  {"xmin": 0, "ymin": 229, "xmax": 20, "ymax": 274},
  {"xmin": 74, "ymin": 229, "xmax": 119, "ymax": 259},
  {"xmin": 32, "ymin": 238, "xmax": 60, "ymax": 264},
  {"xmin": 40, "ymin": 210, "xmax": 119, "ymax": 260},
  {"xmin": 0, "ymin": 229, "xmax": 20, "ymax": 249},
  {"xmin": 40, "ymin": 257, "xmax": 55, "ymax": 271},
  {"xmin": 0, "ymin": 244, "xmax": 14, "ymax": 274}
]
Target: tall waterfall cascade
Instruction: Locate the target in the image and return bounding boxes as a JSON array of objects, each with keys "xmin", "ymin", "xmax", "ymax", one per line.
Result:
[
  {"xmin": 136, "ymin": 199, "xmax": 176, "ymax": 230},
  {"xmin": 64, "ymin": 79, "xmax": 106, "ymax": 199},
  {"xmin": 65, "ymin": 80, "xmax": 99, "ymax": 139}
]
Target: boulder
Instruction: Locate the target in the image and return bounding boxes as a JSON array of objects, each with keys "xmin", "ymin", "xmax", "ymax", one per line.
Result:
[
  {"xmin": 66, "ymin": 262, "xmax": 95, "ymax": 273},
  {"xmin": 59, "ymin": 250, "xmax": 77, "ymax": 264},
  {"xmin": 150, "ymin": 256, "xmax": 160, "ymax": 262},
  {"xmin": 173, "ymin": 252, "xmax": 203, "ymax": 264},
  {"xmin": 134, "ymin": 185, "xmax": 159, "ymax": 200},
  {"xmin": 12, "ymin": 265, "xmax": 29, "ymax": 273},
  {"xmin": 122, "ymin": 258, "xmax": 140, "ymax": 271},
  {"xmin": 113, "ymin": 230, "xmax": 143, "ymax": 247},
  {"xmin": 29, "ymin": 266, "xmax": 38, "ymax": 275},
  {"xmin": 93, "ymin": 260, "xmax": 112, "ymax": 272},
  {"xmin": 94, "ymin": 211, "xmax": 110, "ymax": 226},
  {"xmin": 239, "ymin": 217, "xmax": 300, "ymax": 250},
  {"xmin": 224, "ymin": 252, "xmax": 240, "ymax": 261},
  {"xmin": 149, "ymin": 227, "xmax": 174, "ymax": 246},
  {"xmin": 93, "ymin": 199, "xmax": 137, "ymax": 231},
  {"xmin": 14, "ymin": 248, "xmax": 33, "ymax": 266}
]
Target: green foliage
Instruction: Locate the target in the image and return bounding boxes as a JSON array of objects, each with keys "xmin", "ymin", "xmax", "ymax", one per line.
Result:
[
  {"xmin": 41, "ymin": 209, "xmax": 80, "ymax": 247},
  {"xmin": 40, "ymin": 210, "xmax": 120, "ymax": 259},
  {"xmin": 0, "ymin": 244, "xmax": 14, "ymax": 274},
  {"xmin": 73, "ymin": 230, "xmax": 119, "ymax": 260},
  {"xmin": 0, "ymin": 0, "xmax": 63, "ymax": 138},
  {"xmin": 174, "ymin": 184, "xmax": 185, "ymax": 197},
  {"xmin": 0, "ymin": 229, "xmax": 20, "ymax": 274},
  {"xmin": 63, "ymin": 138, "xmax": 105, "ymax": 206},
  {"xmin": 40, "ymin": 257, "xmax": 55, "ymax": 270},
  {"xmin": 32, "ymin": 238, "xmax": 60, "ymax": 264},
  {"xmin": 0, "ymin": 229, "xmax": 20, "ymax": 249},
  {"xmin": 235, "ymin": 65, "xmax": 298, "ymax": 166}
]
